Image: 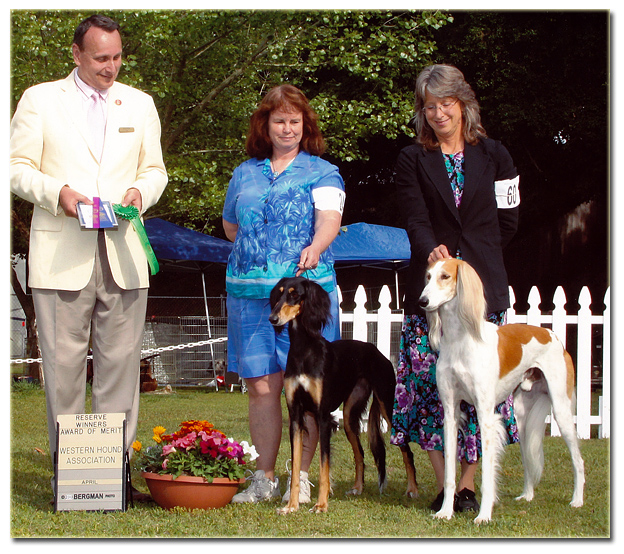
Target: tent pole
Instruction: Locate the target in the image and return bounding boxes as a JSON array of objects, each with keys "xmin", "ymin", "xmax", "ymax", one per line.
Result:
[
  {"xmin": 394, "ymin": 269, "xmax": 400, "ymax": 310},
  {"xmin": 201, "ymin": 272, "xmax": 216, "ymax": 387}
]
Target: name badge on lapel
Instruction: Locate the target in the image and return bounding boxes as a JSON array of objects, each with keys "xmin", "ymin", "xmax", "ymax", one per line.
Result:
[{"xmin": 119, "ymin": 127, "xmax": 135, "ymax": 133}]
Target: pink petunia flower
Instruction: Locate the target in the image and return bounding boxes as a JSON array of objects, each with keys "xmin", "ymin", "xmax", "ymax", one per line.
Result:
[
  {"xmin": 162, "ymin": 445, "xmax": 177, "ymax": 456},
  {"xmin": 172, "ymin": 431, "xmax": 197, "ymax": 451}
]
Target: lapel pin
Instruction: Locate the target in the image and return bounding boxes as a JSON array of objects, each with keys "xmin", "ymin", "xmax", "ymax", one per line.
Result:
[{"xmin": 115, "ymin": 99, "xmax": 122, "ymax": 105}]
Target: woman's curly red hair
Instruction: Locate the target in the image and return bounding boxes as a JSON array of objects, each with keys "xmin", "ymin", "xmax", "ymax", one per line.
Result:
[{"xmin": 246, "ymin": 84, "xmax": 326, "ymax": 159}]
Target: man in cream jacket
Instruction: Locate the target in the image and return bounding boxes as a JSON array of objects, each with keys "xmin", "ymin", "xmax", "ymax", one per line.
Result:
[{"xmin": 10, "ymin": 15, "xmax": 167, "ymax": 492}]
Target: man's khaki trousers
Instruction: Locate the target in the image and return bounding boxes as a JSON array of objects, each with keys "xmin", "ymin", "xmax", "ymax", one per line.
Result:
[{"xmin": 33, "ymin": 230, "xmax": 148, "ymax": 459}]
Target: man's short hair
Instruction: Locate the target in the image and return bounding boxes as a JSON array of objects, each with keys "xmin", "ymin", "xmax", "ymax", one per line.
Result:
[{"xmin": 73, "ymin": 14, "xmax": 121, "ymax": 50}]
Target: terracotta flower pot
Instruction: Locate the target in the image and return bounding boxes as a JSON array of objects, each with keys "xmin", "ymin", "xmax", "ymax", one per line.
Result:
[{"xmin": 142, "ymin": 472, "xmax": 245, "ymax": 510}]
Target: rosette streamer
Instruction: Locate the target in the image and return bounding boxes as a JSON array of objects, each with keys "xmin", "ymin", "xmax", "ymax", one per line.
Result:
[{"xmin": 112, "ymin": 204, "xmax": 159, "ymax": 275}]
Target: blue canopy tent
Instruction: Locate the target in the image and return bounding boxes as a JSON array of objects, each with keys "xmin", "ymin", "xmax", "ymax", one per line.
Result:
[
  {"xmin": 145, "ymin": 219, "xmax": 411, "ymax": 307},
  {"xmin": 332, "ymin": 223, "xmax": 410, "ymax": 308},
  {"xmin": 145, "ymin": 219, "xmax": 410, "ymax": 270},
  {"xmin": 331, "ymin": 222, "xmax": 410, "ymax": 269},
  {"xmin": 144, "ymin": 217, "xmax": 232, "ymax": 271}
]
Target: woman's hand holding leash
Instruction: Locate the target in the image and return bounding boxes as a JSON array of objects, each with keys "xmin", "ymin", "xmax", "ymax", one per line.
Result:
[{"xmin": 296, "ymin": 245, "xmax": 320, "ymax": 276}]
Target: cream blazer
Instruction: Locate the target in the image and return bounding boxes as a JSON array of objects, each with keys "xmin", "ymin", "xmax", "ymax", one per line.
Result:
[{"xmin": 10, "ymin": 71, "xmax": 168, "ymax": 291}]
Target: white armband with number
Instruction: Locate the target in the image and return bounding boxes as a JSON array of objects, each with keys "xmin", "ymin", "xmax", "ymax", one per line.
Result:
[
  {"xmin": 312, "ymin": 186, "xmax": 346, "ymax": 214},
  {"xmin": 495, "ymin": 176, "xmax": 520, "ymax": 209}
]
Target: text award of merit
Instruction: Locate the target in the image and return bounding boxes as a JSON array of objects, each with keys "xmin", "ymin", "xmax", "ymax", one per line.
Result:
[{"xmin": 55, "ymin": 413, "xmax": 128, "ymax": 512}]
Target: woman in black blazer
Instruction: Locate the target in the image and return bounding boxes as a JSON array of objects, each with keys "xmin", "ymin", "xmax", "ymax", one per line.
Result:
[{"xmin": 390, "ymin": 65, "xmax": 521, "ymax": 513}]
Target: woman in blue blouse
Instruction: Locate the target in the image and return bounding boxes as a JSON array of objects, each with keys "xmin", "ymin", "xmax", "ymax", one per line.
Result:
[{"xmin": 223, "ymin": 85, "xmax": 345, "ymax": 504}]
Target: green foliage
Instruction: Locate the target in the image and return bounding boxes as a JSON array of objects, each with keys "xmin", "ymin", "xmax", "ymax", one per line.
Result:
[
  {"xmin": 10, "ymin": 9, "xmax": 451, "ymax": 233},
  {"xmin": 11, "ymin": 10, "xmax": 606, "ymax": 264},
  {"xmin": 135, "ymin": 443, "xmax": 164, "ymax": 473}
]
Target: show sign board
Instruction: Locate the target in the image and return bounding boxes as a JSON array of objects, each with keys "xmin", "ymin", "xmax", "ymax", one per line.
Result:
[{"xmin": 55, "ymin": 413, "xmax": 127, "ymax": 512}]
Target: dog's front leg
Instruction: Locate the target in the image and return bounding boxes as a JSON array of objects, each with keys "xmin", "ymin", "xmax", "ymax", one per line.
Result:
[
  {"xmin": 473, "ymin": 408, "xmax": 504, "ymax": 524},
  {"xmin": 278, "ymin": 420, "xmax": 303, "ymax": 515},
  {"xmin": 435, "ymin": 395, "xmax": 459, "ymax": 520},
  {"xmin": 312, "ymin": 417, "xmax": 332, "ymax": 513}
]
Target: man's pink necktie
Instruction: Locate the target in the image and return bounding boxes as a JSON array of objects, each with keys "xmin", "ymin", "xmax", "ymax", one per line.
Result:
[{"xmin": 88, "ymin": 91, "xmax": 106, "ymax": 160}]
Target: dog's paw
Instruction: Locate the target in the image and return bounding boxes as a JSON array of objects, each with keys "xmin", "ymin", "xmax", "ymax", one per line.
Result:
[
  {"xmin": 514, "ymin": 491, "xmax": 534, "ymax": 502},
  {"xmin": 345, "ymin": 487, "xmax": 362, "ymax": 496},
  {"xmin": 310, "ymin": 503, "xmax": 328, "ymax": 513},
  {"xmin": 277, "ymin": 505, "xmax": 299, "ymax": 515},
  {"xmin": 405, "ymin": 487, "xmax": 419, "ymax": 499},
  {"xmin": 433, "ymin": 509, "xmax": 453, "ymax": 520},
  {"xmin": 474, "ymin": 514, "xmax": 492, "ymax": 525}
]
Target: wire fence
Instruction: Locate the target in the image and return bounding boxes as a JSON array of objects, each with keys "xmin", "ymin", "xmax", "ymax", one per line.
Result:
[
  {"xmin": 10, "ymin": 293, "xmax": 403, "ymax": 390},
  {"xmin": 11, "ymin": 296, "xmax": 234, "ymax": 389},
  {"xmin": 143, "ymin": 315, "xmax": 228, "ymax": 387}
]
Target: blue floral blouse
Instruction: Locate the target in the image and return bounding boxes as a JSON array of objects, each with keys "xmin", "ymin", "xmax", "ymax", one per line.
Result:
[{"xmin": 223, "ymin": 151, "xmax": 345, "ymax": 299}]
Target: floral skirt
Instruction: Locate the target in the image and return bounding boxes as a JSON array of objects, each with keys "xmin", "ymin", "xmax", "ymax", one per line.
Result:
[{"xmin": 390, "ymin": 313, "xmax": 518, "ymax": 463}]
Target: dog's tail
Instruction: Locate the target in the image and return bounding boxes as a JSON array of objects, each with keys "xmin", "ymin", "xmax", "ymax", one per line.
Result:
[
  {"xmin": 515, "ymin": 383, "xmax": 551, "ymax": 499},
  {"xmin": 368, "ymin": 396, "xmax": 388, "ymax": 494}
]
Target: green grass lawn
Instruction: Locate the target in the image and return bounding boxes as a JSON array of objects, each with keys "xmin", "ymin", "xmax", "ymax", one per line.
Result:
[{"xmin": 10, "ymin": 383, "xmax": 610, "ymax": 538}]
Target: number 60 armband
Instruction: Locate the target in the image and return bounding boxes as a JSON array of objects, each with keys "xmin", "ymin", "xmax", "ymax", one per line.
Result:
[{"xmin": 495, "ymin": 176, "xmax": 520, "ymax": 209}]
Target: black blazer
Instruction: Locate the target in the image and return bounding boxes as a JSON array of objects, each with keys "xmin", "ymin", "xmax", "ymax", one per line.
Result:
[{"xmin": 397, "ymin": 138, "xmax": 519, "ymax": 315}]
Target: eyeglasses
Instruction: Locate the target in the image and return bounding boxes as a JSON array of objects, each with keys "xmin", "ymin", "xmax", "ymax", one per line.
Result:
[{"xmin": 422, "ymin": 99, "xmax": 459, "ymax": 115}]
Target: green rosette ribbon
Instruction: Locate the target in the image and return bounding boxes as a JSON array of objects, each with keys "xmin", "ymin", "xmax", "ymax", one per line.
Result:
[{"xmin": 113, "ymin": 204, "xmax": 159, "ymax": 275}]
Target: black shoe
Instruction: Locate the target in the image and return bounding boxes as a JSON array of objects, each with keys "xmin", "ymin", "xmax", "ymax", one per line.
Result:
[
  {"xmin": 430, "ymin": 490, "xmax": 445, "ymax": 511},
  {"xmin": 130, "ymin": 485, "xmax": 152, "ymax": 503},
  {"xmin": 454, "ymin": 488, "xmax": 479, "ymax": 512}
]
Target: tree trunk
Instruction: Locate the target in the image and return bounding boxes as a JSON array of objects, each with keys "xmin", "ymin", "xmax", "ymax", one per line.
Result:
[{"xmin": 10, "ymin": 264, "xmax": 43, "ymax": 384}]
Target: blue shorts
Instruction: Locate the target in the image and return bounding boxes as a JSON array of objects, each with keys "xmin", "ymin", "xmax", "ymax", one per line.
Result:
[{"xmin": 226, "ymin": 288, "xmax": 340, "ymax": 379}]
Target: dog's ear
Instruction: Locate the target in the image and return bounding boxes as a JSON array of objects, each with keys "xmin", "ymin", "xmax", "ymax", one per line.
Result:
[
  {"xmin": 270, "ymin": 278, "xmax": 287, "ymax": 309},
  {"xmin": 300, "ymin": 279, "xmax": 331, "ymax": 336},
  {"xmin": 425, "ymin": 310, "xmax": 441, "ymax": 351},
  {"xmin": 456, "ymin": 261, "xmax": 486, "ymax": 342}
]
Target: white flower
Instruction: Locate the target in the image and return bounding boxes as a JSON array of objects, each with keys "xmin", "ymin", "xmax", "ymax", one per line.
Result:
[{"xmin": 240, "ymin": 440, "xmax": 259, "ymax": 461}]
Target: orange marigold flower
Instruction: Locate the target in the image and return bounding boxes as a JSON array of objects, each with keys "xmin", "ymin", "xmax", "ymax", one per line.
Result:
[
  {"xmin": 180, "ymin": 420, "xmax": 214, "ymax": 434},
  {"xmin": 153, "ymin": 425, "xmax": 166, "ymax": 437},
  {"xmin": 162, "ymin": 420, "xmax": 217, "ymax": 442},
  {"xmin": 131, "ymin": 440, "xmax": 142, "ymax": 452}
]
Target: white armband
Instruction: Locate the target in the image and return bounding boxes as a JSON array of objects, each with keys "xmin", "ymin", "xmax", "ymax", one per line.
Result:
[
  {"xmin": 495, "ymin": 176, "xmax": 520, "ymax": 209},
  {"xmin": 312, "ymin": 186, "xmax": 346, "ymax": 214}
]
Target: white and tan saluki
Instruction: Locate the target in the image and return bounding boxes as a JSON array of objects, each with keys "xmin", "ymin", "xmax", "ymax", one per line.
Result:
[{"xmin": 419, "ymin": 258, "xmax": 584, "ymax": 524}]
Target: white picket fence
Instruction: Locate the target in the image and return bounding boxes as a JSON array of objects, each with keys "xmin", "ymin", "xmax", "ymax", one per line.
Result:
[{"xmin": 337, "ymin": 285, "xmax": 610, "ymax": 440}]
